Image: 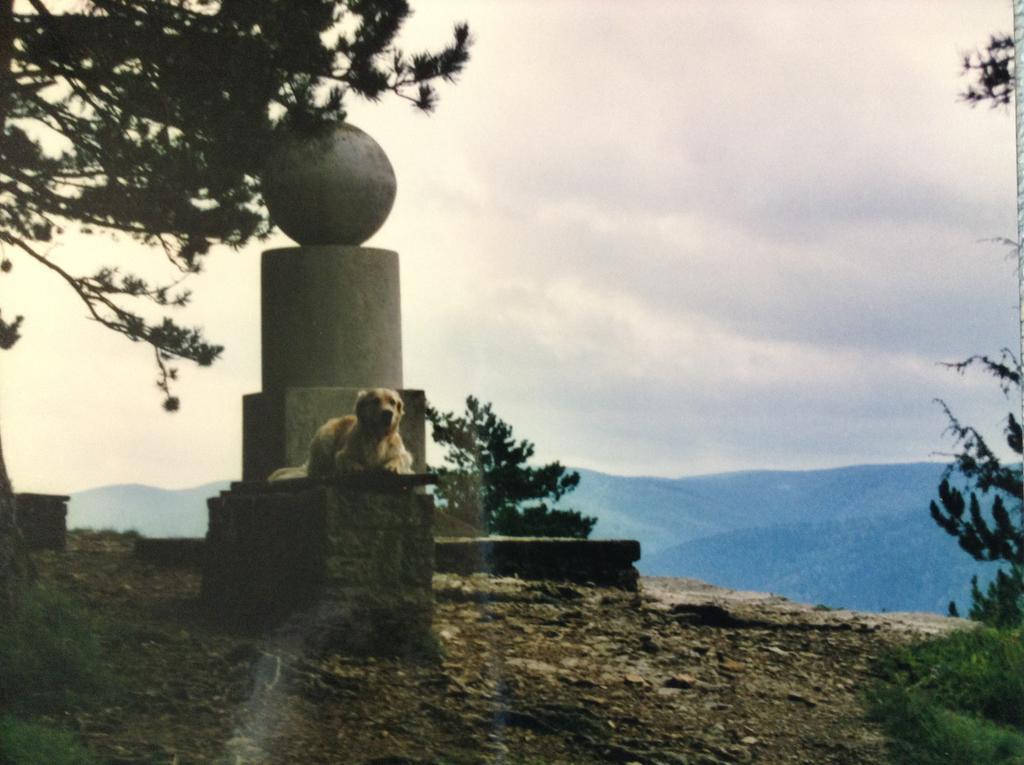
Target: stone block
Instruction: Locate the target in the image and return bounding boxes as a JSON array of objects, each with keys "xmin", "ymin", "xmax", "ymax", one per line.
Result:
[
  {"xmin": 203, "ymin": 481, "xmax": 435, "ymax": 653},
  {"xmin": 435, "ymin": 537, "xmax": 642, "ymax": 590},
  {"xmin": 134, "ymin": 537, "xmax": 206, "ymax": 567},
  {"xmin": 15, "ymin": 493, "xmax": 68, "ymax": 551}
]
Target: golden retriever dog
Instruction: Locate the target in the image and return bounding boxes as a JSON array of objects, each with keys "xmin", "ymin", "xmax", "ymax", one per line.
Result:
[{"xmin": 268, "ymin": 388, "xmax": 413, "ymax": 481}]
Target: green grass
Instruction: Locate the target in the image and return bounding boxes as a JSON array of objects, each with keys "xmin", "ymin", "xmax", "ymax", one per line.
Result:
[
  {"xmin": 0, "ymin": 716, "xmax": 96, "ymax": 765},
  {"xmin": 869, "ymin": 686, "xmax": 1024, "ymax": 764},
  {"xmin": 0, "ymin": 586, "xmax": 112, "ymax": 713},
  {"xmin": 0, "ymin": 586, "xmax": 112, "ymax": 765},
  {"xmin": 869, "ymin": 626, "xmax": 1024, "ymax": 764}
]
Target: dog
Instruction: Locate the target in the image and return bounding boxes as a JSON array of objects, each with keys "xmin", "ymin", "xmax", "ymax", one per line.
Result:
[{"xmin": 268, "ymin": 388, "xmax": 413, "ymax": 481}]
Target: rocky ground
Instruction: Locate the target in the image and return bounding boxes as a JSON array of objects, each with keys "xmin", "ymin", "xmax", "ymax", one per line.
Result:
[{"xmin": 29, "ymin": 531, "xmax": 969, "ymax": 764}]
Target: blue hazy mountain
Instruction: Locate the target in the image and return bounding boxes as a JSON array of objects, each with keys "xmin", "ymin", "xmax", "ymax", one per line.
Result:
[
  {"xmin": 577, "ymin": 462, "xmax": 951, "ymax": 555},
  {"xmin": 69, "ymin": 482, "xmax": 229, "ymax": 537},
  {"xmin": 641, "ymin": 509, "xmax": 1001, "ymax": 614},
  {"xmin": 573, "ymin": 461, "xmax": 997, "ymax": 614},
  {"xmin": 67, "ymin": 462, "xmax": 996, "ymax": 614}
]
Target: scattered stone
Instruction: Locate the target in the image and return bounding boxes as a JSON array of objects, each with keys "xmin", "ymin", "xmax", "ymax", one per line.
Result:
[
  {"xmin": 34, "ymin": 531, "xmax": 964, "ymax": 765},
  {"xmin": 787, "ymin": 691, "xmax": 818, "ymax": 707},
  {"xmin": 665, "ymin": 674, "xmax": 698, "ymax": 689},
  {"xmin": 670, "ymin": 603, "xmax": 747, "ymax": 628},
  {"xmin": 505, "ymin": 657, "xmax": 560, "ymax": 675},
  {"xmin": 640, "ymin": 634, "xmax": 661, "ymax": 653}
]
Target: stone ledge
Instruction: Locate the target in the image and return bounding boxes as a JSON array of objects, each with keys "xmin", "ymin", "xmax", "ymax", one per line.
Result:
[
  {"xmin": 435, "ymin": 537, "xmax": 642, "ymax": 590},
  {"xmin": 229, "ymin": 472, "xmax": 438, "ymax": 495},
  {"xmin": 134, "ymin": 537, "xmax": 206, "ymax": 568},
  {"xmin": 138, "ymin": 534, "xmax": 644, "ymax": 591}
]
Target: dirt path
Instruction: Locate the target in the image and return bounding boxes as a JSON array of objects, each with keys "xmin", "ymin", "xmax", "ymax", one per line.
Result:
[{"xmin": 31, "ymin": 532, "xmax": 970, "ymax": 764}]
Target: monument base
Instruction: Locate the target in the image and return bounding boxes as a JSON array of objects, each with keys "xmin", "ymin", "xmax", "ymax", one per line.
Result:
[
  {"xmin": 203, "ymin": 479, "xmax": 434, "ymax": 654},
  {"xmin": 242, "ymin": 387, "xmax": 426, "ymax": 483}
]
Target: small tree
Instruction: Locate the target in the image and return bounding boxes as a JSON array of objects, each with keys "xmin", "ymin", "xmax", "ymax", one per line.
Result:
[
  {"xmin": 427, "ymin": 396, "xmax": 596, "ymax": 538},
  {"xmin": 928, "ymin": 33, "xmax": 1023, "ymax": 626},
  {"xmin": 931, "ymin": 353, "xmax": 1024, "ymax": 626}
]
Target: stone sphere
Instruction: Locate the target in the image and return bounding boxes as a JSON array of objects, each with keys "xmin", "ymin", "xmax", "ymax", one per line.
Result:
[{"xmin": 261, "ymin": 122, "xmax": 397, "ymax": 246}]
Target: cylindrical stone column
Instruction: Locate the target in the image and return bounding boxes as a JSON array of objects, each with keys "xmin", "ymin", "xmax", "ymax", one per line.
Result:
[{"xmin": 261, "ymin": 245, "xmax": 403, "ymax": 392}]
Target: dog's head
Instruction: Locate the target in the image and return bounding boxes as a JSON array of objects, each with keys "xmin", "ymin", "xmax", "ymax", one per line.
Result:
[{"xmin": 354, "ymin": 388, "xmax": 404, "ymax": 437}]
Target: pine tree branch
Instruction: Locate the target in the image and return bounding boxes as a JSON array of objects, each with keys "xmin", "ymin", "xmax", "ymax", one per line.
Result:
[
  {"xmin": 1, "ymin": 232, "xmax": 219, "ymax": 407},
  {"xmin": 0, "ymin": 0, "xmax": 14, "ymax": 128}
]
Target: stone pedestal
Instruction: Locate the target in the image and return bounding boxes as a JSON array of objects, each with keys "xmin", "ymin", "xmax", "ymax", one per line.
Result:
[
  {"xmin": 203, "ymin": 479, "xmax": 434, "ymax": 654},
  {"xmin": 242, "ymin": 245, "xmax": 426, "ymax": 481}
]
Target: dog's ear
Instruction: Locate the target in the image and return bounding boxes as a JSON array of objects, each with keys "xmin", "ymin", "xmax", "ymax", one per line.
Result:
[{"xmin": 396, "ymin": 395, "xmax": 404, "ymax": 413}]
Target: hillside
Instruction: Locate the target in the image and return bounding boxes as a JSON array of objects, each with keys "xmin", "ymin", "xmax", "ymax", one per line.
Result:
[
  {"xmin": 643, "ymin": 510, "xmax": 1002, "ymax": 614},
  {"xmin": 29, "ymin": 531, "xmax": 967, "ymax": 764},
  {"xmin": 576, "ymin": 462, "xmax": 951, "ymax": 555}
]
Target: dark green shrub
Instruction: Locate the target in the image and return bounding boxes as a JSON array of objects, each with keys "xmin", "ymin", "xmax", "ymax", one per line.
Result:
[
  {"xmin": 868, "ymin": 685, "xmax": 1024, "ymax": 765},
  {"xmin": 967, "ymin": 566, "xmax": 1024, "ymax": 629},
  {"xmin": 879, "ymin": 627, "xmax": 1024, "ymax": 727},
  {"xmin": 871, "ymin": 626, "xmax": 1024, "ymax": 763},
  {"xmin": 0, "ymin": 587, "xmax": 111, "ymax": 713},
  {"xmin": 0, "ymin": 716, "xmax": 96, "ymax": 765}
]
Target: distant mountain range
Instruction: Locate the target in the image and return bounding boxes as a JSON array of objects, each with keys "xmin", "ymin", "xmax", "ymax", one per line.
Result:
[
  {"xmin": 66, "ymin": 462, "xmax": 1005, "ymax": 615},
  {"xmin": 69, "ymin": 482, "xmax": 228, "ymax": 539},
  {"xmin": 574, "ymin": 462, "xmax": 954, "ymax": 554},
  {"xmin": 574, "ymin": 462, "xmax": 1000, "ymax": 614}
]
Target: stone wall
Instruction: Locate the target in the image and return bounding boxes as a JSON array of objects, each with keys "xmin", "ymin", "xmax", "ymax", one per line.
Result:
[
  {"xmin": 15, "ymin": 493, "xmax": 69, "ymax": 550},
  {"xmin": 435, "ymin": 537, "xmax": 641, "ymax": 590},
  {"xmin": 134, "ymin": 538, "xmax": 207, "ymax": 568},
  {"xmin": 203, "ymin": 477, "xmax": 434, "ymax": 654}
]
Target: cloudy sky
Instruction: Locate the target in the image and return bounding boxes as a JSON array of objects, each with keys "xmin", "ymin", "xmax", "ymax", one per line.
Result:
[{"xmin": 1, "ymin": 1, "xmax": 1019, "ymax": 493}]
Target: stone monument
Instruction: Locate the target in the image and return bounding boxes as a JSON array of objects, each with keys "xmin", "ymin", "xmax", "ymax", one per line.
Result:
[
  {"xmin": 203, "ymin": 123, "xmax": 435, "ymax": 653},
  {"xmin": 242, "ymin": 122, "xmax": 425, "ymax": 482}
]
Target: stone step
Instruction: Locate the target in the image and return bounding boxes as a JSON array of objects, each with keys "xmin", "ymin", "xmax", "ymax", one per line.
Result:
[
  {"xmin": 135, "ymin": 534, "xmax": 642, "ymax": 590},
  {"xmin": 435, "ymin": 537, "xmax": 641, "ymax": 590}
]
